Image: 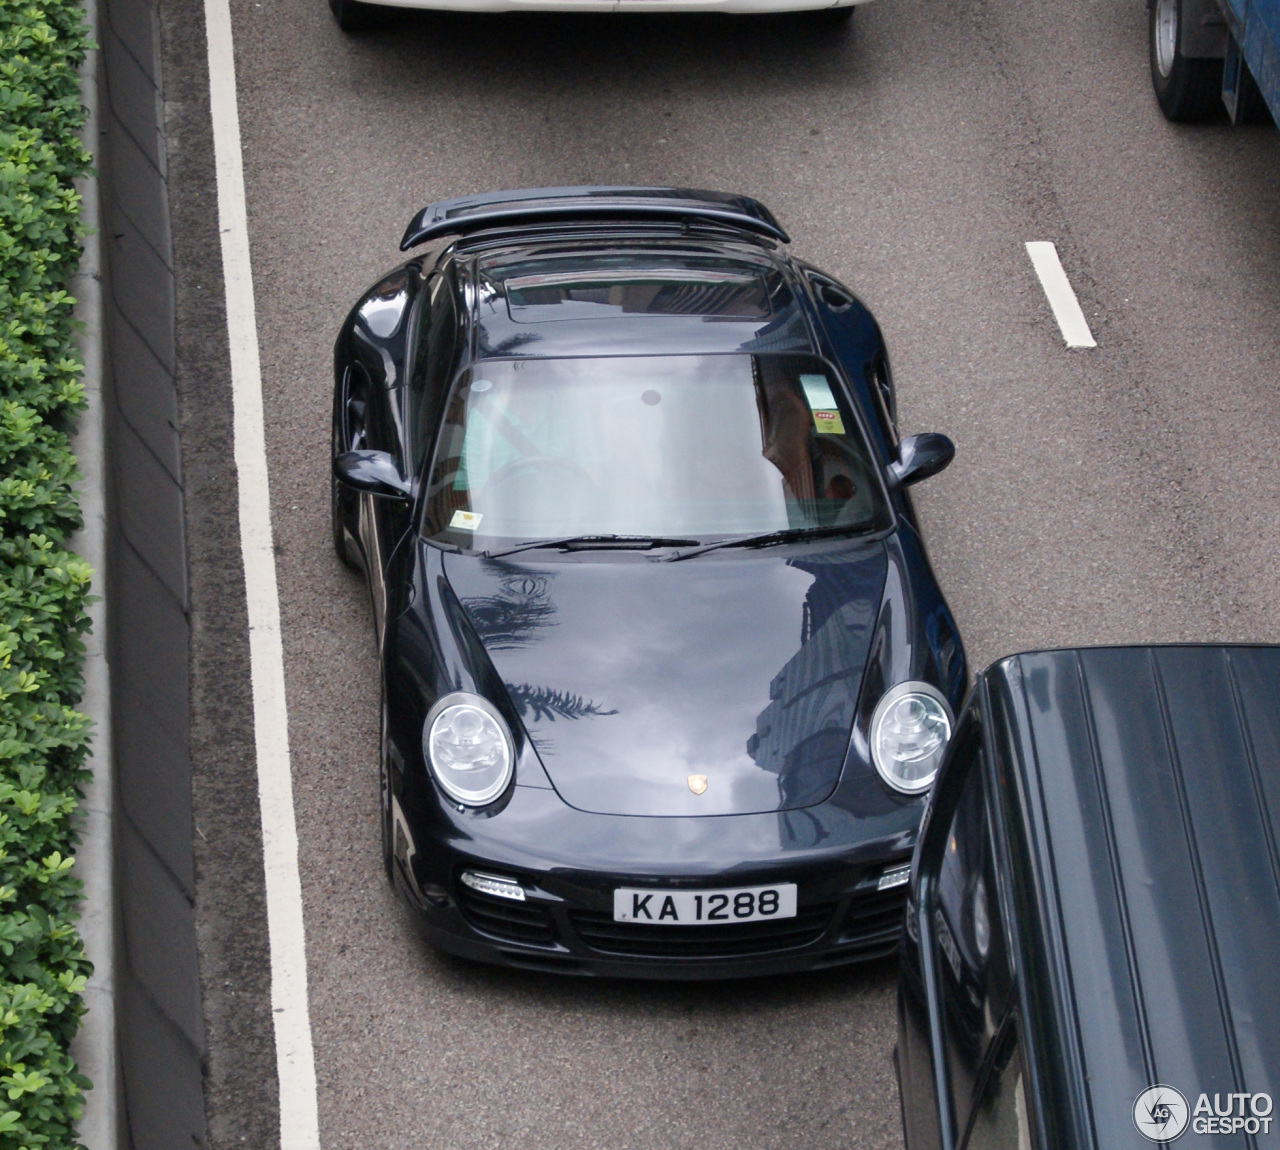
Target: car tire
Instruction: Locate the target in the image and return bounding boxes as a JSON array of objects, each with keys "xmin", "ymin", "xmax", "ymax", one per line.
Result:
[
  {"xmin": 1149, "ymin": 0, "xmax": 1224, "ymax": 122},
  {"xmin": 329, "ymin": 0, "xmax": 379, "ymax": 32}
]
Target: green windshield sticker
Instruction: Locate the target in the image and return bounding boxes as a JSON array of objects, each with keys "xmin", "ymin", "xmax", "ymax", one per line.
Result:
[
  {"xmin": 800, "ymin": 374, "xmax": 836, "ymax": 409},
  {"xmin": 800, "ymin": 374, "xmax": 845, "ymax": 435}
]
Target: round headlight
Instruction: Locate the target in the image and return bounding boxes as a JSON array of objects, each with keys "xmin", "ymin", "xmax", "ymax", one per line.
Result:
[
  {"xmin": 423, "ymin": 693, "xmax": 514, "ymax": 806},
  {"xmin": 869, "ymin": 681, "xmax": 953, "ymax": 795}
]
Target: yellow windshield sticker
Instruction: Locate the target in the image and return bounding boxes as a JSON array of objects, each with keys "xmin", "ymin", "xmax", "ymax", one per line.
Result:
[
  {"xmin": 450, "ymin": 510, "xmax": 483, "ymax": 531},
  {"xmin": 800, "ymin": 374, "xmax": 844, "ymax": 434}
]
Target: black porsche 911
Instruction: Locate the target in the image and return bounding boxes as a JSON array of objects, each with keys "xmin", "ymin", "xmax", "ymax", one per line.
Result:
[{"xmin": 331, "ymin": 186, "xmax": 967, "ymax": 978}]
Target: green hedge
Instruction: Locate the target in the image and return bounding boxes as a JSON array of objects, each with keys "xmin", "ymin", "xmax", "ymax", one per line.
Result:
[{"xmin": 0, "ymin": 0, "xmax": 96, "ymax": 1142}]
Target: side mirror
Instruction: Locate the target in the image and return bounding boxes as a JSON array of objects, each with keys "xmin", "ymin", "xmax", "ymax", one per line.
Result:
[
  {"xmin": 889, "ymin": 434, "xmax": 955, "ymax": 489},
  {"xmin": 333, "ymin": 450, "xmax": 414, "ymax": 500}
]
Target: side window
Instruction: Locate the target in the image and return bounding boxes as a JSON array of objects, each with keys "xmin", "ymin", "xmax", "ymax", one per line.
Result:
[
  {"xmin": 930, "ymin": 719, "xmax": 1014, "ymax": 1141},
  {"xmin": 866, "ymin": 355, "xmax": 899, "ymax": 451},
  {"xmin": 409, "ymin": 273, "xmax": 459, "ymax": 473},
  {"xmin": 803, "ymin": 269, "xmax": 898, "ymax": 462},
  {"xmin": 962, "ymin": 1021, "xmax": 1034, "ymax": 1150}
]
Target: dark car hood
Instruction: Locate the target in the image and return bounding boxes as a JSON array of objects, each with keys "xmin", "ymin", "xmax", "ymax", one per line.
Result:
[{"xmin": 441, "ymin": 542, "xmax": 887, "ymax": 817}]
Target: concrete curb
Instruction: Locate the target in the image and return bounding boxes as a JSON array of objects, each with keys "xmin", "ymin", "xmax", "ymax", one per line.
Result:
[{"xmin": 68, "ymin": 0, "xmax": 121, "ymax": 1142}]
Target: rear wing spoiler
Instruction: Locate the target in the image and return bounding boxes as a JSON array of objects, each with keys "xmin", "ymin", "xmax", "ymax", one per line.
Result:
[{"xmin": 399, "ymin": 186, "xmax": 791, "ymax": 250}]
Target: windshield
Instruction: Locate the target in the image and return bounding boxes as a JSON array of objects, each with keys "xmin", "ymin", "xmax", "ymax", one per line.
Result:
[{"xmin": 421, "ymin": 354, "xmax": 892, "ymax": 549}]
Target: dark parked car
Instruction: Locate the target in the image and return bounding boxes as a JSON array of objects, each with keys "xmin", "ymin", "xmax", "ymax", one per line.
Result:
[
  {"xmin": 897, "ymin": 645, "xmax": 1280, "ymax": 1148},
  {"xmin": 332, "ymin": 186, "xmax": 967, "ymax": 977}
]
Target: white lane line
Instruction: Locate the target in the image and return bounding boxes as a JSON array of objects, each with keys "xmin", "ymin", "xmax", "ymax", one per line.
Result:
[
  {"xmin": 203, "ymin": 0, "xmax": 322, "ymax": 1145},
  {"xmin": 1025, "ymin": 241, "xmax": 1097, "ymax": 349}
]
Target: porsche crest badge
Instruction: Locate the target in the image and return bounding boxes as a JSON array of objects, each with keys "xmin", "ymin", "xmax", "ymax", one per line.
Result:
[{"xmin": 687, "ymin": 774, "xmax": 708, "ymax": 795}]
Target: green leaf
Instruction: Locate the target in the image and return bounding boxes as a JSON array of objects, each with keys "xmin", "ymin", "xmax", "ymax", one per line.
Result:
[{"xmin": 0, "ymin": 0, "xmax": 95, "ymax": 1142}]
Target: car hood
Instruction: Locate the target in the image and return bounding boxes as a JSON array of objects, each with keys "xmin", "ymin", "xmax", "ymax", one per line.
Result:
[{"xmin": 441, "ymin": 541, "xmax": 887, "ymax": 817}]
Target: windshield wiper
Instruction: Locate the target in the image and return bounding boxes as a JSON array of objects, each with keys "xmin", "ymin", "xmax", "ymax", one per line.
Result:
[
  {"xmin": 482, "ymin": 534, "xmax": 699, "ymax": 559},
  {"xmin": 665, "ymin": 523, "xmax": 869, "ymax": 563}
]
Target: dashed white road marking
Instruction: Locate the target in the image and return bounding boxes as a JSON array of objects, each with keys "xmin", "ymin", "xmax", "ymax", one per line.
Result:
[
  {"xmin": 1025, "ymin": 241, "xmax": 1097, "ymax": 349},
  {"xmin": 203, "ymin": 0, "xmax": 322, "ymax": 1144}
]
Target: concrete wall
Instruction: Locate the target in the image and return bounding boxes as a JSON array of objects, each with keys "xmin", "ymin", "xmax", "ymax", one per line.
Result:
[{"xmin": 97, "ymin": 0, "xmax": 208, "ymax": 1139}]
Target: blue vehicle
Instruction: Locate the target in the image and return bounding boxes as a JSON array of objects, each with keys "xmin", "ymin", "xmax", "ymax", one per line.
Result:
[{"xmin": 1149, "ymin": 0, "xmax": 1279, "ymax": 123}]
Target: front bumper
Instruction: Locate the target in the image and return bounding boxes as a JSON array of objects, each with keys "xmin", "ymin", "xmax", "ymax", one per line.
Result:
[
  {"xmin": 388, "ymin": 709, "xmax": 926, "ymax": 974},
  {"xmin": 394, "ymin": 812, "xmax": 911, "ymax": 978}
]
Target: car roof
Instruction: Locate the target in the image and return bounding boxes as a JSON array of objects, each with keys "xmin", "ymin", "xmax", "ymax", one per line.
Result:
[
  {"xmin": 987, "ymin": 645, "xmax": 1280, "ymax": 1146},
  {"xmin": 458, "ymin": 234, "xmax": 820, "ymax": 361}
]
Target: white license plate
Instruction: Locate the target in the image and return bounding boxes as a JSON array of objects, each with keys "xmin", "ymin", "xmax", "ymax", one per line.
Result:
[{"xmin": 613, "ymin": 883, "xmax": 798, "ymax": 925}]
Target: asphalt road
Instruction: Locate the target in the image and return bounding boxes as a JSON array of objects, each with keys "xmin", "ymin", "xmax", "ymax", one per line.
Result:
[{"xmin": 156, "ymin": 0, "xmax": 1280, "ymax": 1146}]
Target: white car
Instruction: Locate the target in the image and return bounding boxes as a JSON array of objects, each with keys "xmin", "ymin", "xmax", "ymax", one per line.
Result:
[{"xmin": 330, "ymin": 0, "xmax": 863, "ymax": 29}]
